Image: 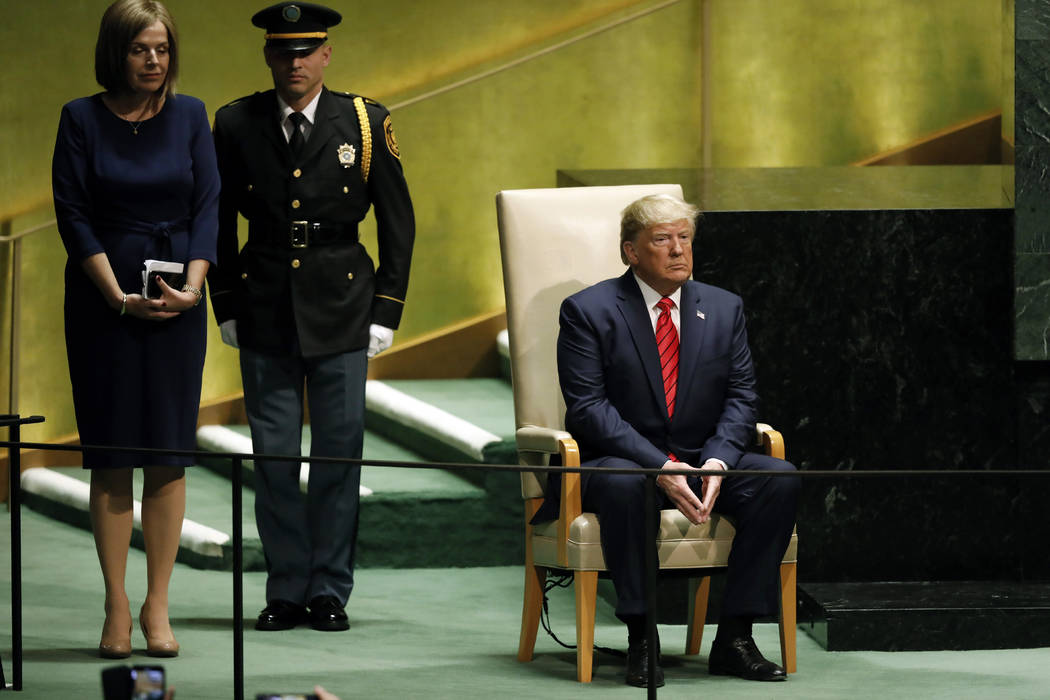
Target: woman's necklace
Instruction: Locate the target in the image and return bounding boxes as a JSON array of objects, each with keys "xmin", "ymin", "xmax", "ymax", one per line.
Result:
[
  {"xmin": 105, "ymin": 93, "xmax": 162, "ymax": 135},
  {"xmin": 127, "ymin": 100, "xmax": 155, "ymax": 135}
]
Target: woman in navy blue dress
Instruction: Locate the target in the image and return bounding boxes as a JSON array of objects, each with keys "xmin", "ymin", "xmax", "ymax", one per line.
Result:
[{"xmin": 51, "ymin": 0, "xmax": 218, "ymax": 659}]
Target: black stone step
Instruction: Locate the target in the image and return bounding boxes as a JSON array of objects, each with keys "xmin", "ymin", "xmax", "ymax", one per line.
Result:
[{"xmin": 799, "ymin": 581, "xmax": 1050, "ymax": 651}]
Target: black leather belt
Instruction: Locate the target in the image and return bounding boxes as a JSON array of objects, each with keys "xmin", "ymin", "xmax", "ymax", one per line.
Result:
[{"xmin": 255, "ymin": 221, "xmax": 357, "ymax": 248}]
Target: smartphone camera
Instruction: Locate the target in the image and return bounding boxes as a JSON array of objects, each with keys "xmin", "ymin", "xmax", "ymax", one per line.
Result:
[
  {"xmin": 101, "ymin": 665, "xmax": 165, "ymax": 700},
  {"xmin": 130, "ymin": 666, "xmax": 165, "ymax": 700}
]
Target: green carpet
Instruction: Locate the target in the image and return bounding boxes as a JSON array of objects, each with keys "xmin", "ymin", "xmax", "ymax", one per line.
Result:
[
  {"xmin": 367, "ymin": 379, "xmax": 520, "ymax": 468},
  {"xmin": 201, "ymin": 425, "xmax": 523, "ymax": 568},
  {"xmin": 378, "ymin": 379, "xmax": 516, "ymax": 442},
  {"xmin": 2, "ymin": 508, "xmax": 1048, "ymax": 699},
  {"xmin": 22, "ymin": 424, "xmax": 521, "ymax": 570},
  {"xmin": 14, "ymin": 376, "xmax": 544, "ymax": 573},
  {"xmin": 211, "ymin": 425, "xmax": 488, "ymax": 498},
  {"xmin": 23, "ymin": 465, "xmax": 266, "ymax": 572}
]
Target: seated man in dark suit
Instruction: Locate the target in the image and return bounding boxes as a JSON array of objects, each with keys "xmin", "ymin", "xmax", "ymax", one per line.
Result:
[{"xmin": 549, "ymin": 194, "xmax": 800, "ymax": 686}]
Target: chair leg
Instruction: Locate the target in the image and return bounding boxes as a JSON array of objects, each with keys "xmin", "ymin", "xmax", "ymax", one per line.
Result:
[
  {"xmin": 574, "ymin": 570, "xmax": 598, "ymax": 683},
  {"xmin": 518, "ymin": 564, "xmax": 547, "ymax": 662},
  {"xmin": 685, "ymin": 575, "xmax": 711, "ymax": 655},
  {"xmin": 778, "ymin": 561, "xmax": 797, "ymax": 673}
]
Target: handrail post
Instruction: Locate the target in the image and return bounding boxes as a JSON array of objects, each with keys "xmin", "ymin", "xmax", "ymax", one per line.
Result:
[
  {"xmin": 4, "ymin": 415, "xmax": 24, "ymax": 691},
  {"xmin": 644, "ymin": 471, "xmax": 658, "ymax": 699},
  {"xmin": 9, "ymin": 235, "xmax": 21, "ymax": 422},
  {"xmin": 1, "ymin": 414, "xmax": 42, "ymax": 691},
  {"xmin": 232, "ymin": 455, "xmax": 244, "ymax": 700}
]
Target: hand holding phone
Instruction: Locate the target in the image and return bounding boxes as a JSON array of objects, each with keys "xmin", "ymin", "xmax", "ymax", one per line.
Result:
[{"xmin": 101, "ymin": 665, "xmax": 165, "ymax": 700}]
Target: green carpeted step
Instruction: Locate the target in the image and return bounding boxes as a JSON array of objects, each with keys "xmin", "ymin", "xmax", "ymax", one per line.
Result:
[
  {"xmin": 200, "ymin": 424, "xmax": 487, "ymax": 497},
  {"xmin": 19, "ymin": 465, "xmax": 265, "ymax": 572},
  {"xmin": 22, "ymin": 348, "xmax": 529, "ymax": 572},
  {"xmin": 18, "ymin": 422, "xmax": 518, "ymax": 572},
  {"xmin": 497, "ymin": 328, "xmax": 512, "ymax": 383},
  {"xmin": 193, "ymin": 425, "xmax": 522, "ymax": 568},
  {"xmin": 359, "ymin": 378, "xmax": 524, "ymax": 565},
  {"xmin": 365, "ymin": 378, "xmax": 518, "ymax": 467},
  {"xmin": 362, "ymin": 377, "xmax": 524, "ymax": 531},
  {"xmin": 380, "ymin": 379, "xmax": 516, "ymax": 445}
]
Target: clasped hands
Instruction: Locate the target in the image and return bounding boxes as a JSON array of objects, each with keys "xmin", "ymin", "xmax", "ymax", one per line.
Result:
[
  {"xmin": 120, "ymin": 275, "xmax": 198, "ymax": 320},
  {"xmin": 656, "ymin": 459, "xmax": 725, "ymax": 525}
]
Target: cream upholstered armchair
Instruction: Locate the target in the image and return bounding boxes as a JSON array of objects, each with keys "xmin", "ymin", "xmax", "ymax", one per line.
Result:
[{"xmin": 496, "ymin": 184, "xmax": 798, "ymax": 683}]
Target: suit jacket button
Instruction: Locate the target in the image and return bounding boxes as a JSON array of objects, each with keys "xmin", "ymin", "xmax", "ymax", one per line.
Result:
[
  {"xmin": 291, "ymin": 199, "xmax": 301, "ymax": 209},
  {"xmin": 293, "ymin": 168, "xmax": 302, "ymax": 178},
  {"xmin": 247, "ymin": 184, "xmax": 253, "ymax": 191},
  {"xmin": 241, "ymin": 272, "xmax": 248, "ymax": 279},
  {"xmin": 291, "ymin": 259, "xmax": 301, "ymax": 269},
  {"xmin": 347, "ymin": 272, "xmax": 354, "ymax": 280},
  {"xmin": 343, "ymin": 186, "xmax": 349, "ymax": 194}
]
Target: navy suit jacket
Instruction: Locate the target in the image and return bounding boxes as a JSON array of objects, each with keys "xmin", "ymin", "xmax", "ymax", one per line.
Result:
[{"xmin": 534, "ymin": 269, "xmax": 758, "ymax": 521}]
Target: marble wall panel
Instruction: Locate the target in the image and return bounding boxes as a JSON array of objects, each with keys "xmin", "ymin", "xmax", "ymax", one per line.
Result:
[
  {"xmin": 695, "ymin": 208, "xmax": 1043, "ymax": 581},
  {"xmin": 1016, "ymin": 252, "xmax": 1050, "ymax": 358},
  {"xmin": 1017, "ymin": 0, "xmax": 1050, "ymax": 40},
  {"xmin": 1015, "ymin": 40, "xmax": 1050, "ymax": 146},
  {"xmin": 1014, "ymin": 362, "xmax": 1050, "ymax": 576},
  {"xmin": 1015, "ymin": 4, "xmax": 1050, "ymax": 358},
  {"xmin": 1015, "ymin": 146, "xmax": 1050, "ymax": 253}
]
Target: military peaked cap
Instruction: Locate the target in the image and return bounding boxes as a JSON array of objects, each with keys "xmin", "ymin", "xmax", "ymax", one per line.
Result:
[{"xmin": 251, "ymin": 2, "xmax": 342, "ymax": 52}]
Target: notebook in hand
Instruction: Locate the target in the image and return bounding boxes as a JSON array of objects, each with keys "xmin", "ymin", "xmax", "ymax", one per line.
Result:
[{"xmin": 142, "ymin": 259, "xmax": 186, "ymax": 299}]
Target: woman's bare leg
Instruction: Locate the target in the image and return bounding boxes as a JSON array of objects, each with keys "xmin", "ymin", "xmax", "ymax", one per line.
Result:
[
  {"xmin": 89, "ymin": 467, "xmax": 134, "ymax": 654},
  {"xmin": 139, "ymin": 465, "xmax": 185, "ymax": 650}
]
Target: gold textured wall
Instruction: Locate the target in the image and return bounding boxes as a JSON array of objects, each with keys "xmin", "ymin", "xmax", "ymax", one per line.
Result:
[
  {"xmin": 0, "ymin": 0, "xmax": 1003, "ymax": 441},
  {"xmin": 0, "ymin": 0, "xmax": 702, "ymax": 440},
  {"xmin": 703, "ymin": 0, "xmax": 1002, "ymax": 166}
]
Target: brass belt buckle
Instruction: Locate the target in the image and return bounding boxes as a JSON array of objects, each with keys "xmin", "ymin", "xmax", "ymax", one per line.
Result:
[{"xmin": 290, "ymin": 221, "xmax": 309, "ymax": 248}]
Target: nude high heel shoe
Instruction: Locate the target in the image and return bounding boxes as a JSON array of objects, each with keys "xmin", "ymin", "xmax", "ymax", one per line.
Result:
[
  {"xmin": 139, "ymin": 606, "xmax": 179, "ymax": 658},
  {"xmin": 98, "ymin": 617, "xmax": 132, "ymax": 659}
]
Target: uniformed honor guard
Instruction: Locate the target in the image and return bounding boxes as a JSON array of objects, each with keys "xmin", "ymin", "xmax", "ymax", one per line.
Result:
[{"xmin": 208, "ymin": 1, "xmax": 415, "ymax": 632}]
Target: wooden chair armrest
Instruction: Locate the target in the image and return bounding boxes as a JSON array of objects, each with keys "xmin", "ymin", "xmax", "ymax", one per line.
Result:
[
  {"xmin": 557, "ymin": 436, "xmax": 581, "ymax": 568},
  {"xmin": 756, "ymin": 423, "xmax": 785, "ymax": 460},
  {"xmin": 516, "ymin": 425, "xmax": 575, "ymax": 454},
  {"xmin": 515, "ymin": 427, "xmax": 581, "ymax": 568}
]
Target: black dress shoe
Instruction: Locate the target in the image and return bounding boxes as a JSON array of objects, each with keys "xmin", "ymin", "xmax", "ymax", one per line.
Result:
[
  {"xmin": 255, "ymin": 600, "xmax": 308, "ymax": 631},
  {"xmin": 308, "ymin": 595, "xmax": 350, "ymax": 631},
  {"xmin": 709, "ymin": 636, "xmax": 787, "ymax": 681},
  {"xmin": 625, "ymin": 638, "xmax": 664, "ymax": 688}
]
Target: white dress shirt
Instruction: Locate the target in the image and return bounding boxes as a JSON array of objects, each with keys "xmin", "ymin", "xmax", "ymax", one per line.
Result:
[
  {"xmin": 277, "ymin": 91, "xmax": 322, "ymax": 143},
  {"xmin": 632, "ymin": 272, "xmax": 681, "ymax": 336}
]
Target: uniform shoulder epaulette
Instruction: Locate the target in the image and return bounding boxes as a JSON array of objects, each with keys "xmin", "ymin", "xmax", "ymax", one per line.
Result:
[
  {"xmin": 333, "ymin": 92, "xmax": 399, "ymax": 175},
  {"xmin": 217, "ymin": 92, "xmax": 263, "ymax": 111},
  {"xmin": 331, "ymin": 91, "xmax": 383, "ymax": 108}
]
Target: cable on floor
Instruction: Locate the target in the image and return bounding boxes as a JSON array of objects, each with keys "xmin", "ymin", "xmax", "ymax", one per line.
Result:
[{"xmin": 540, "ymin": 572, "xmax": 625, "ymax": 662}]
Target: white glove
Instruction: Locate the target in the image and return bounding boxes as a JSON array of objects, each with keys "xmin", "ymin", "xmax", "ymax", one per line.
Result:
[
  {"xmin": 219, "ymin": 319, "xmax": 239, "ymax": 348},
  {"xmin": 367, "ymin": 323, "xmax": 394, "ymax": 358}
]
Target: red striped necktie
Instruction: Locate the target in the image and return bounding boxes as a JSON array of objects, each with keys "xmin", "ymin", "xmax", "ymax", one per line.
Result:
[{"xmin": 655, "ymin": 296, "xmax": 679, "ymax": 419}]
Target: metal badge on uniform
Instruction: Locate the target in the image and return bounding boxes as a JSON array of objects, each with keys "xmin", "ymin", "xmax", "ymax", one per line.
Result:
[
  {"xmin": 282, "ymin": 5, "xmax": 301, "ymax": 22},
  {"xmin": 337, "ymin": 142, "xmax": 356, "ymax": 168},
  {"xmin": 383, "ymin": 115, "xmax": 401, "ymax": 160},
  {"xmin": 697, "ymin": 310, "xmax": 706, "ymax": 319}
]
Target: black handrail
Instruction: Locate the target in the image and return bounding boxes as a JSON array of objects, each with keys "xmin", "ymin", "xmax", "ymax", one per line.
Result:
[
  {"xmin": 2, "ymin": 414, "xmax": 45, "ymax": 693},
  {"xmin": 4, "ymin": 424, "xmax": 1049, "ymax": 697}
]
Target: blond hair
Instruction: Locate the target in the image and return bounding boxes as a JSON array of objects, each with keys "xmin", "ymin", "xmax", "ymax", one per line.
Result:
[
  {"xmin": 95, "ymin": 0, "xmax": 179, "ymax": 97},
  {"xmin": 619, "ymin": 194, "xmax": 701, "ymax": 264}
]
